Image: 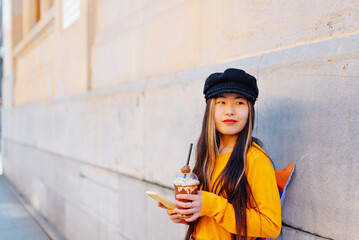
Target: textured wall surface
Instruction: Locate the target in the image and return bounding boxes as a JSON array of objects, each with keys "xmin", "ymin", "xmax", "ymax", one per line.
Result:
[
  {"xmin": 256, "ymin": 34, "xmax": 359, "ymax": 240},
  {"xmin": 2, "ymin": 0, "xmax": 359, "ymax": 239}
]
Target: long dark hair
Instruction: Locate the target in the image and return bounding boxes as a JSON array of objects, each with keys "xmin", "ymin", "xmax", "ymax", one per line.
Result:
[{"xmin": 185, "ymin": 97, "xmax": 257, "ymax": 240}]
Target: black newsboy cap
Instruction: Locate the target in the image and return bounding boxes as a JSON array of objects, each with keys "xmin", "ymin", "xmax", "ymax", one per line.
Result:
[{"xmin": 203, "ymin": 68, "xmax": 258, "ymax": 102}]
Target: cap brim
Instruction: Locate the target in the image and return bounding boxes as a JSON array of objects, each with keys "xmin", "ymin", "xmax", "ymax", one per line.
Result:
[{"xmin": 206, "ymin": 88, "xmax": 256, "ymax": 102}]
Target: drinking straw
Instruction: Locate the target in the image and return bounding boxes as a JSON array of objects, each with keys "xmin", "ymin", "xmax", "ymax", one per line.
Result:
[
  {"xmin": 186, "ymin": 143, "xmax": 193, "ymax": 166},
  {"xmin": 184, "ymin": 143, "xmax": 193, "ymax": 179}
]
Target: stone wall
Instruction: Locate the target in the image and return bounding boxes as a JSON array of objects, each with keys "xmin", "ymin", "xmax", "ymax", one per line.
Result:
[{"xmin": 2, "ymin": 0, "xmax": 359, "ymax": 239}]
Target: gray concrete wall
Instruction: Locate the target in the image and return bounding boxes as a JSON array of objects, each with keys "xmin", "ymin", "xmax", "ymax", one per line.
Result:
[
  {"xmin": 257, "ymin": 33, "xmax": 359, "ymax": 240},
  {"xmin": 2, "ymin": 0, "xmax": 359, "ymax": 239}
]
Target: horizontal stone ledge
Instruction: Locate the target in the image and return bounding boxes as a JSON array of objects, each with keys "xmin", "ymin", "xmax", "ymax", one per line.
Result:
[
  {"xmin": 9, "ymin": 31, "xmax": 359, "ymax": 109},
  {"xmin": 90, "ymin": 30, "xmax": 359, "ymax": 94}
]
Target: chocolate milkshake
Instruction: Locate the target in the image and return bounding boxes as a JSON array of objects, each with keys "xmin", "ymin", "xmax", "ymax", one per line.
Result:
[{"xmin": 173, "ymin": 165, "xmax": 200, "ymax": 218}]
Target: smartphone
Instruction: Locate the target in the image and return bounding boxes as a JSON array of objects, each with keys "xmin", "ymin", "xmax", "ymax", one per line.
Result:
[{"xmin": 146, "ymin": 191, "xmax": 176, "ymax": 209}]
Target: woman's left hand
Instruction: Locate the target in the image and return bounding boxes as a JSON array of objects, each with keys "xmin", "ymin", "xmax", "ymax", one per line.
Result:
[{"xmin": 175, "ymin": 191, "xmax": 202, "ymax": 222}]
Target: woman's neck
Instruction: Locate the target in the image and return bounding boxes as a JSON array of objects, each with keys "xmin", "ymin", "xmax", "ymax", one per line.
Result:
[{"xmin": 218, "ymin": 134, "xmax": 238, "ymax": 154}]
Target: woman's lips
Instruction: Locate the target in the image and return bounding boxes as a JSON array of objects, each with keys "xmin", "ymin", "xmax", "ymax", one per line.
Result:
[{"xmin": 222, "ymin": 119, "xmax": 238, "ymax": 124}]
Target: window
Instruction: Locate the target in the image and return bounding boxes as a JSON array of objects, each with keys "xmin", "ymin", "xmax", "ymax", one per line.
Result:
[
  {"xmin": 62, "ymin": 0, "xmax": 81, "ymax": 30},
  {"xmin": 12, "ymin": 0, "xmax": 54, "ymax": 46}
]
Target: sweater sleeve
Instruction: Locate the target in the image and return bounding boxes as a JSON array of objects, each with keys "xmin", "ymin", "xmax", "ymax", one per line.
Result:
[{"xmin": 199, "ymin": 149, "xmax": 282, "ymax": 238}]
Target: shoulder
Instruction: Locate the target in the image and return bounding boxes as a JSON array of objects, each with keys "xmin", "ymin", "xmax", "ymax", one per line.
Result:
[
  {"xmin": 246, "ymin": 142, "xmax": 273, "ymax": 171},
  {"xmin": 247, "ymin": 142, "xmax": 268, "ymax": 160}
]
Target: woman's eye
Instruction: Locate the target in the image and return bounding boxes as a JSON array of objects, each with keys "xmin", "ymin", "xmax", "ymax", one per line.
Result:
[
  {"xmin": 217, "ymin": 101, "xmax": 225, "ymax": 104},
  {"xmin": 236, "ymin": 102, "xmax": 244, "ymax": 105}
]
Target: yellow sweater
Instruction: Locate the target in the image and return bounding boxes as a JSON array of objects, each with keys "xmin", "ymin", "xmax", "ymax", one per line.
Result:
[{"xmin": 195, "ymin": 142, "xmax": 281, "ymax": 240}]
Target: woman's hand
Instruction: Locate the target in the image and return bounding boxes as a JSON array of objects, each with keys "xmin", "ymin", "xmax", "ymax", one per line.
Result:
[
  {"xmin": 157, "ymin": 202, "xmax": 186, "ymax": 224},
  {"xmin": 175, "ymin": 191, "xmax": 202, "ymax": 222}
]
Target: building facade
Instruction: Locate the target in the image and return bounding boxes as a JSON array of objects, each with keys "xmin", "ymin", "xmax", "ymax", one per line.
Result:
[{"xmin": 2, "ymin": 0, "xmax": 359, "ymax": 239}]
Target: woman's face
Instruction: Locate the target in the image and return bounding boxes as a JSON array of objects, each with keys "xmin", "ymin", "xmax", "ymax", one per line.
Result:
[{"xmin": 214, "ymin": 93, "xmax": 249, "ymax": 137}]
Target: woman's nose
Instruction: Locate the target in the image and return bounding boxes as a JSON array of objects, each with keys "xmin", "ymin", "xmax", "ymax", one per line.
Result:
[{"xmin": 225, "ymin": 106, "xmax": 235, "ymax": 116}]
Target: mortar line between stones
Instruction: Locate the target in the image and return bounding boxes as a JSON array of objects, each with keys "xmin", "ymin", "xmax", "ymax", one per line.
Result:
[{"xmin": 282, "ymin": 222, "xmax": 334, "ymax": 240}]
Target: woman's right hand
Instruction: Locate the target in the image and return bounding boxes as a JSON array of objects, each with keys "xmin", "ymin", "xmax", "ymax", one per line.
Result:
[{"xmin": 157, "ymin": 202, "xmax": 185, "ymax": 224}]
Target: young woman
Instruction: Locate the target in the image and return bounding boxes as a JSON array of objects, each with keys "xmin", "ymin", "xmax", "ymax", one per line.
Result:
[{"xmin": 159, "ymin": 68, "xmax": 281, "ymax": 240}]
